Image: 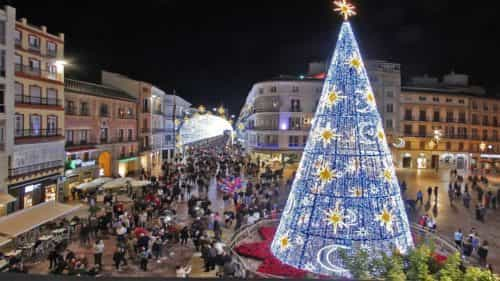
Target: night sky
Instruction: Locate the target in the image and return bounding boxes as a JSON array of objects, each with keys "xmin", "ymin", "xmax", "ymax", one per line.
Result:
[{"xmin": 3, "ymin": 0, "xmax": 499, "ymax": 114}]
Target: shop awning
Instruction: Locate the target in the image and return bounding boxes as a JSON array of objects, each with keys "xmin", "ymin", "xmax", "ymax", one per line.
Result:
[
  {"xmin": 75, "ymin": 177, "xmax": 112, "ymax": 191},
  {"xmin": 0, "ymin": 193, "xmax": 16, "ymax": 205},
  {"xmin": 0, "ymin": 202, "xmax": 82, "ymax": 238},
  {"xmin": 101, "ymin": 177, "xmax": 151, "ymax": 190}
]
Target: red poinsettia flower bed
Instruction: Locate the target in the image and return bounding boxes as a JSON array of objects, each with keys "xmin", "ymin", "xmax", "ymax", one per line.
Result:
[{"xmin": 234, "ymin": 226, "xmax": 307, "ymax": 278}]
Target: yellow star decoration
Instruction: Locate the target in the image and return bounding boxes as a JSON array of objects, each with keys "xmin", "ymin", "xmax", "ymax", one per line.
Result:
[
  {"xmin": 376, "ymin": 207, "xmax": 394, "ymax": 233},
  {"xmin": 218, "ymin": 106, "xmax": 225, "ymax": 115},
  {"xmin": 279, "ymin": 234, "xmax": 291, "ymax": 250},
  {"xmin": 366, "ymin": 91, "xmax": 376, "ymax": 105},
  {"xmin": 324, "ymin": 202, "xmax": 346, "ymax": 234},
  {"xmin": 334, "ymin": 0, "xmax": 357, "ymax": 21},
  {"xmin": 349, "ymin": 55, "xmax": 363, "ymax": 72},
  {"xmin": 237, "ymin": 123, "xmax": 245, "ymax": 130},
  {"xmin": 174, "ymin": 119, "xmax": 181, "ymax": 126},
  {"xmin": 377, "ymin": 129, "xmax": 386, "ymax": 141},
  {"xmin": 319, "ymin": 128, "xmax": 339, "ymax": 147},
  {"xmin": 326, "ymin": 88, "xmax": 345, "ymax": 107},
  {"xmin": 383, "ymin": 169, "xmax": 393, "ymax": 182},
  {"xmin": 318, "ymin": 165, "xmax": 336, "ymax": 183}
]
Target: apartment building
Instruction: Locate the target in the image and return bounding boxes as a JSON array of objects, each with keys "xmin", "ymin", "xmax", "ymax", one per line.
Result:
[
  {"xmin": 6, "ymin": 17, "xmax": 66, "ymax": 213},
  {"xmin": 163, "ymin": 94, "xmax": 191, "ymax": 162},
  {"xmin": 0, "ymin": 6, "xmax": 16, "ymax": 215},
  {"xmin": 101, "ymin": 71, "xmax": 166, "ymax": 176},
  {"xmin": 64, "ymin": 79, "xmax": 139, "ymax": 197}
]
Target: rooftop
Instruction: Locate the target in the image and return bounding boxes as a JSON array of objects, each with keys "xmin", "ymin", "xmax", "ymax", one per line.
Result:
[{"xmin": 65, "ymin": 78, "xmax": 136, "ymax": 102}]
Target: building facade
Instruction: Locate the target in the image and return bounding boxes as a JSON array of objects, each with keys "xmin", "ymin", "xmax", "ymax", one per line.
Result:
[
  {"xmin": 6, "ymin": 17, "xmax": 66, "ymax": 213},
  {"xmin": 366, "ymin": 60, "xmax": 401, "ymax": 139},
  {"xmin": 64, "ymin": 79, "xmax": 139, "ymax": 197},
  {"xmin": 238, "ymin": 76, "xmax": 323, "ymax": 164},
  {"xmin": 0, "ymin": 6, "xmax": 16, "ymax": 215},
  {"xmin": 101, "ymin": 71, "xmax": 165, "ymax": 176},
  {"xmin": 163, "ymin": 94, "xmax": 191, "ymax": 162},
  {"xmin": 394, "ymin": 73, "xmax": 500, "ymax": 171}
]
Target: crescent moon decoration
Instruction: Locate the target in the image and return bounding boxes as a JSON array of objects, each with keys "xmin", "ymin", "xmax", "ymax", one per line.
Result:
[
  {"xmin": 316, "ymin": 244, "xmax": 351, "ymax": 275},
  {"xmin": 392, "ymin": 137, "xmax": 405, "ymax": 148},
  {"xmin": 359, "ymin": 122, "xmax": 378, "ymax": 144}
]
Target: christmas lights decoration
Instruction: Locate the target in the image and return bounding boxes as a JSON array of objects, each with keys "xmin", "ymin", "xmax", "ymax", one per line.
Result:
[{"xmin": 270, "ymin": 3, "xmax": 413, "ymax": 277}]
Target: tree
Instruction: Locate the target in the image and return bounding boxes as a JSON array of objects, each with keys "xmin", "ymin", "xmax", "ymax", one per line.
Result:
[
  {"xmin": 406, "ymin": 245, "xmax": 435, "ymax": 281},
  {"xmin": 339, "ymin": 248, "xmax": 373, "ymax": 280},
  {"xmin": 464, "ymin": 267, "xmax": 498, "ymax": 281},
  {"xmin": 270, "ymin": 1, "xmax": 413, "ymax": 277},
  {"xmin": 436, "ymin": 252, "xmax": 463, "ymax": 281}
]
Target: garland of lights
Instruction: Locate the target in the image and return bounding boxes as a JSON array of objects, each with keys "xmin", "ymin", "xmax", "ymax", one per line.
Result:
[{"xmin": 270, "ymin": 1, "xmax": 413, "ymax": 277}]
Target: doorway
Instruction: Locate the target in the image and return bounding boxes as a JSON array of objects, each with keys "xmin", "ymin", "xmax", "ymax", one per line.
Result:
[{"xmin": 98, "ymin": 151, "xmax": 112, "ymax": 177}]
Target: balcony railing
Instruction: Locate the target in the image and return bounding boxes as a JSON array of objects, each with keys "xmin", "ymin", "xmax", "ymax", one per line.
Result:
[
  {"xmin": 15, "ymin": 129, "xmax": 63, "ymax": 138},
  {"xmin": 15, "ymin": 64, "xmax": 62, "ymax": 81},
  {"xmin": 16, "ymin": 95, "xmax": 61, "ymax": 107},
  {"xmin": 47, "ymin": 49, "xmax": 57, "ymax": 58},
  {"xmin": 9, "ymin": 160, "xmax": 64, "ymax": 177}
]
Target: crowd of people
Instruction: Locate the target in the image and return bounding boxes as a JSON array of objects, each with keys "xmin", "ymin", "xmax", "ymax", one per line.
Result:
[{"xmin": 26, "ymin": 140, "xmax": 286, "ymax": 278}]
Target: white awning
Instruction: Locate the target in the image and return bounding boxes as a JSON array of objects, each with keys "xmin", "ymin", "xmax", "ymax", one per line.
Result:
[
  {"xmin": 0, "ymin": 202, "xmax": 82, "ymax": 238},
  {"xmin": 101, "ymin": 177, "xmax": 151, "ymax": 190},
  {"xmin": 75, "ymin": 177, "xmax": 112, "ymax": 191}
]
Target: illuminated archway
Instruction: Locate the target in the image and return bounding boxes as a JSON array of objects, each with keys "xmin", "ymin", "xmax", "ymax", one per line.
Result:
[
  {"xmin": 179, "ymin": 113, "xmax": 233, "ymax": 145},
  {"xmin": 98, "ymin": 151, "xmax": 112, "ymax": 177}
]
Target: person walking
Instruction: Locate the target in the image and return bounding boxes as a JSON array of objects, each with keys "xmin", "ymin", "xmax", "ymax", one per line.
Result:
[
  {"xmin": 93, "ymin": 239, "xmax": 104, "ymax": 268},
  {"xmin": 433, "ymin": 186, "xmax": 439, "ymax": 202},
  {"xmin": 453, "ymin": 229, "xmax": 463, "ymax": 248},
  {"xmin": 416, "ymin": 190, "xmax": 423, "ymax": 204},
  {"xmin": 139, "ymin": 247, "xmax": 149, "ymax": 271},
  {"xmin": 478, "ymin": 241, "xmax": 489, "ymax": 266},
  {"xmin": 427, "ymin": 186, "xmax": 433, "ymax": 201}
]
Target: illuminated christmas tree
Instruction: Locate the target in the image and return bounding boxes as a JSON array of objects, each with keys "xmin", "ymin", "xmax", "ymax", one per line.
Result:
[{"xmin": 270, "ymin": 1, "xmax": 413, "ymax": 277}]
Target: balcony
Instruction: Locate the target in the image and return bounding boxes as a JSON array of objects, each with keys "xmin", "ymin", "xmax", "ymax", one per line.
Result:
[
  {"xmin": 28, "ymin": 44, "xmax": 41, "ymax": 53},
  {"xmin": 15, "ymin": 64, "xmax": 62, "ymax": 82},
  {"xmin": 16, "ymin": 95, "xmax": 61, "ymax": 107},
  {"xmin": 9, "ymin": 160, "xmax": 64, "ymax": 178},
  {"xmin": 47, "ymin": 49, "xmax": 57, "ymax": 58},
  {"xmin": 15, "ymin": 129, "xmax": 63, "ymax": 139}
]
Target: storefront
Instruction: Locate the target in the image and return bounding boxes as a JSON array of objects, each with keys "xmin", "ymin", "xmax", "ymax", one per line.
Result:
[
  {"xmin": 7, "ymin": 175, "xmax": 59, "ymax": 214},
  {"xmin": 118, "ymin": 156, "xmax": 139, "ymax": 177},
  {"xmin": 64, "ymin": 159, "xmax": 99, "ymax": 200}
]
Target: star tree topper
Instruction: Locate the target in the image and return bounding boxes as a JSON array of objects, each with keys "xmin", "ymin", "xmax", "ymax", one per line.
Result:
[{"xmin": 334, "ymin": 0, "xmax": 357, "ymax": 21}]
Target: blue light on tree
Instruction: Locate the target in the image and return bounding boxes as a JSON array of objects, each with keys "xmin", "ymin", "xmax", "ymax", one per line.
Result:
[{"xmin": 270, "ymin": 1, "xmax": 413, "ymax": 277}]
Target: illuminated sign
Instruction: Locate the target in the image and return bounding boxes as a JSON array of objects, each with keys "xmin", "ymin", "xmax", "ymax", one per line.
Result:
[{"xmin": 25, "ymin": 183, "xmax": 41, "ymax": 193}]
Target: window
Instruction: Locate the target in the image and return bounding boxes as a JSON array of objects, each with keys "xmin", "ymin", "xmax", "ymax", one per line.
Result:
[
  {"xmin": 30, "ymin": 114, "xmax": 41, "ymax": 136},
  {"xmin": 483, "ymin": 129, "xmax": 488, "ymax": 140},
  {"xmin": 446, "ymin": 111, "xmax": 454, "ymax": 122},
  {"xmin": 385, "ymin": 90, "xmax": 394, "ymax": 98},
  {"xmin": 386, "ymin": 104, "xmax": 394, "ymax": 113},
  {"xmin": 46, "ymin": 63, "xmax": 57, "ymax": 80},
  {"xmin": 446, "ymin": 98, "xmax": 453, "ymax": 103},
  {"xmin": 258, "ymin": 88, "xmax": 264, "ymax": 94},
  {"xmin": 493, "ymin": 130, "xmax": 498, "ymax": 141},
  {"xmin": 0, "ymin": 50, "xmax": 5, "ymax": 76},
  {"xmin": 458, "ymin": 99, "xmax": 465, "ymax": 104},
  {"xmin": 404, "ymin": 125, "xmax": 412, "ymax": 135},
  {"xmin": 289, "ymin": 135, "xmax": 299, "ymax": 147},
  {"xmin": 446, "ymin": 142, "xmax": 451, "ymax": 150},
  {"xmin": 270, "ymin": 86, "xmax": 277, "ymax": 93},
  {"xmin": 483, "ymin": 103, "xmax": 489, "ymax": 111},
  {"xmin": 433, "ymin": 111, "xmax": 440, "ymax": 122},
  {"xmin": 15, "ymin": 82, "xmax": 23, "ymax": 102},
  {"xmin": 81, "ymin": 102, "xmax": 89, "ymax": 115},
  {"xmin": 458, "ymin": 112, "xmax": 466, "ymax": 123},
  {"xmin": 493, "ymin": 116, "xmax": 498, "ymax": 126},
  {"xmin": 15, "ymin": 114, "xmax": 24, "ymax": 137},
  {"xmin": 404, "ymin": 109, "xmax": 412, "ymax": 120},
  {"xmin": 303, "ymin": 135, "xmax": 308, "ymax": 146},
  {"xmin": 127, "ymin": 108, "xmax": 133, "ymax": 117},
  {"xmin": 66, "ymin": 130, "xmax": 73, "ymax": 144},
  {"xmin": 418, "ymin": 96, "xmax": 427, "ymax": 101},
  {"xmin": 472, "ymin": 128, "xmax": 479, "ymax": 139},
  {"xmin": 14, "ymin": 29, "xmax": 21, "ymax": 45},
  {"xmin": 0, "ymin": 21, "xmax": 5, "ymax": 43},
  {"xmin": 385, "ymin": 119, "xmax": 393, "ymax": 129},
  {"xmin": 47, "ymin": 41, "xmax": 57, "ymax": 57},
  {"xmin": 483, "ymin": 115, "xmax": 489, "ymax": 126},
  {"xmin": 0, "ymin": 126, "xmax": 4, "ymax": 146},
  {"xmin": 419, "ymin": 110, "xmax": 426, "ymax": 121},
  {"xmin": 128, "ymin": 129, "xmax": 133, "ymax": 141},
  {"xmin": 81, "ymin": 130, "xmax": 88, "ymax": 144},
  {"xmin": 47, "ymin": 88, "xmax": 57, "ymax": 105},
  {"xmin": 292, "ymin": 86, "xmax": 299, "ymax": 93},
  {"xmin": 316, "ymin": 88, "xmax": 322, "ymax": 93},
  {"xmin": 29, "ymin": 85, "xmax": 42, "ymax": 104},
  {"xmin": 291, "ymin": 99, "xmax": 301, "ymax": 112},
  {"xmin": 118, "ymin": 108, "xmax": 125, "ymax": 118},
  {"xmin": 28, "ymin": 35, "xmax": 40, "ymax": 49},
  {"xmin": 100, "ymin": 104, "xmax": 109, "ymax": 116},
  {"xmin": 472, "ymin": 114, "xmax": 479, "ymax": 124},
  {"xmin": 143, "ymin": 98, "xmax": 149, "ymax": 112},
  {"xmin": 418, "ymin": 125, "xmax": 426, "ymax": 137},
  {"xmin": 47, "ymin": 116, "xmax": 57, "ymax": 135},
  {"xmin": 432, "ymin": 97, "xmax": 439, "ymax": 102},
  {"xmin": 459, "ymin": 142, "xmax": 464, "ymax": 150},
  {"xmin": 100, "ymin": 127, "xmax": 108, "ymax": 142},
  {"xmin": 472, "ymin": 101, "xmax": 478, "ymax": 110},
  {"xmin": 494, "ymin": 104, "xmax": 499, "ymax": 112},
  {"xmin": 0, "ymin": 84, "xmax": 4, "ymax": 113},
  {"xmin": 29, "ymin": 58, "xmax": 40, "ymax": 71}
]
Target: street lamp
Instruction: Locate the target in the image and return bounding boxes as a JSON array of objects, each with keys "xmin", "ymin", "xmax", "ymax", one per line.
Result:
[{"xmin": 480, "ymin": 142, "xmax": 487, "ymax": 152}]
